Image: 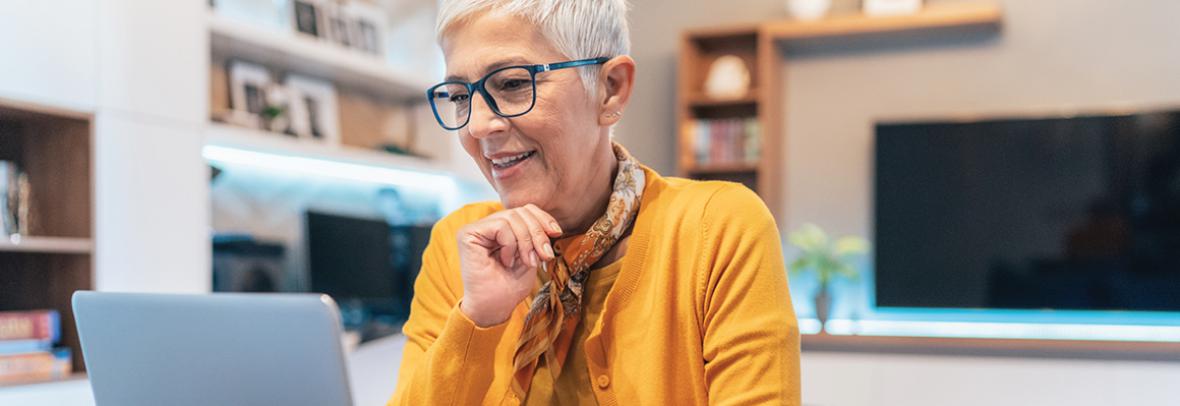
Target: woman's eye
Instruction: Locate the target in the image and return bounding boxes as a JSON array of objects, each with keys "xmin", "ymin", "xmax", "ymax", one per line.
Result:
[
  {"xmin": 449, "ymin": 94, "xmax": 469, "ymax": 103},
  {"xmin": 499, "ymin": 79, "xmax": 527, "ymax": 90}
]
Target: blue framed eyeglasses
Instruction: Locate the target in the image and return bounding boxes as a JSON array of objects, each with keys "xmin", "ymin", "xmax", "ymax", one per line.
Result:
[{"xmin": 426, "ymin": 57, "xmax": 609, "ymax": 130}]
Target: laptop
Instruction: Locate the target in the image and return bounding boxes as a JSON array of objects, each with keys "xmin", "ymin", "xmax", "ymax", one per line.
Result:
[{"xmin": 72, "ymin": 291, "xmax": 353, "ymax": 406}]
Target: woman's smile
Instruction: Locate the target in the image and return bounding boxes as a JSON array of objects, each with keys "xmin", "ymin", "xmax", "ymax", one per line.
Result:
[{"xmin": 489, "ymin": 149, "xmax": 538, "ymax": 180}]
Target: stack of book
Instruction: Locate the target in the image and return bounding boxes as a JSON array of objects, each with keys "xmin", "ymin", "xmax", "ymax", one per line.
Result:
[
  {"xmin": 684, "ymin": 118, "xmax": 761, "ymax": 167},
  {"xmin": 0, "ymin": 310, "xmax": 72, "ymax": 384}
]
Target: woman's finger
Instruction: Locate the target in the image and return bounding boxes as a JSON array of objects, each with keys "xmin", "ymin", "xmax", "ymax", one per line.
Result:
[
  {"xmin": 522, "ymin": 204, "xmax": 562, "ymax": 237},
  {"xmin": 488, "ymin": 217, "xmax": 518, "ymax": 268},
  {"xmin": 502, "ymin": 210, "xmax": 541, "ymax": 268},
  {"xmin": 514, "ymin": 208, "xmax": 556, "ymax": 261}
]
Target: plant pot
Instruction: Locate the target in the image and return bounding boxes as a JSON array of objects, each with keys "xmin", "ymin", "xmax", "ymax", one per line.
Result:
[
  {"xmin": 814, "ymin": 282, "xmax": 831, "ymax": 333},
  {"xmin": 787, "ymin": 0, "xmax": 832, "ymax": 21}
]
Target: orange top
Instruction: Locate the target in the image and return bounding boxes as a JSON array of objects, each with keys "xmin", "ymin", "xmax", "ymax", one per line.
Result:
[{"xmin": 388, "ymin": 166, "xmax": 801, "ymax": 405}]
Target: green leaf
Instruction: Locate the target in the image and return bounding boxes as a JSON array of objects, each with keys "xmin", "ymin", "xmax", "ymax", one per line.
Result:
[
  {"xmin": 787, "ymin": 223, "xmax": 828, "ymax": 252},
  {"xmin": 835, "ymin": 237, "xmax": 869, "ymax": 256},
  {"xmin": 788, "ymin": 257, "xmax": 811, "ymax": 275}
]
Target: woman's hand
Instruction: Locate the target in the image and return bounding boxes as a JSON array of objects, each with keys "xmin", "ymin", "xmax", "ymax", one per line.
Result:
[{"xmin": 456, "ymin": 204, "xmax": 562, "ymax": 327}]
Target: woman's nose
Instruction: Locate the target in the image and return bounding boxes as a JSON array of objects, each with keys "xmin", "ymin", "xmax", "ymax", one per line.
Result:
[{"xmin": 465, "ymin": 91, "xmax": 509, "ymax": 139}]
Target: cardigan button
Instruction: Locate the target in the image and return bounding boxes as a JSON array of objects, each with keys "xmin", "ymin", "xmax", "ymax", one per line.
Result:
[{"xmin": 596, "ymin": 375, "xmax": 611, "ymax": 389}]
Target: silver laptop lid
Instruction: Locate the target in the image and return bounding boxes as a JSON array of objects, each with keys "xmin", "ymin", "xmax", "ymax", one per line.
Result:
[{"xmin": 73, "ymin": 291, "xmax": 353, "ymax": 406}]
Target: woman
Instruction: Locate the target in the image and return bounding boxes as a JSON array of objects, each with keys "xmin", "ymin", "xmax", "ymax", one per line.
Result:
[{"xmin": 389, "ymin": 1, "xmax": 800, "ymax": 404}]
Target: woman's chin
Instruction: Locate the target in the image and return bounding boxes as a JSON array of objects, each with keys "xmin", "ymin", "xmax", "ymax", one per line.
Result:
[{"xmin": 497, "ymin": 189, "xmax": 545, "ymax": 209}]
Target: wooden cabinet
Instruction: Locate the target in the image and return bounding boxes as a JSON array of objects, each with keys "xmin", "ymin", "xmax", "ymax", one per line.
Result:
[{"xmin": 0, "ymin": 98, "xmax": 95, "ymax": 376}]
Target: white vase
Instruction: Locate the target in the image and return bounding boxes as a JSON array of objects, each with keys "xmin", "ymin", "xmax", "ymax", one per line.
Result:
[{"xmin": 787, "ymin": 0, "xmax": 832, "ymax": 21}]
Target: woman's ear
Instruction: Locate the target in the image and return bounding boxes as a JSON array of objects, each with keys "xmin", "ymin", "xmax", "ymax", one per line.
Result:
[{"xmin": 597, "ymin": 55, "xmax": 636, "ymax": 127}]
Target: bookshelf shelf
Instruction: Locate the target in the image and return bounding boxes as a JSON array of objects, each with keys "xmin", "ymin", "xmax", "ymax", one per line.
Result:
[
  {"xmin": 207, "ymin": 11, "xmax": 432, "ymax": 99},
  {"xmin": 687, "ymin": 162, "xmax": 759, "ymax": 175},
  {"xmin": 205, "ymin": 123, "xmax": 481, "ymax": 183},
  {"xmin": 763, "ymin": 2, "xmax": 1003, "ymax": 42},
  {"xmin": 687, "ymin": 92, "xmax": 759, "ymax": 109},
  {"xmin": 0, "ymin": 237, "xmax": 93, "ymax": 255}
]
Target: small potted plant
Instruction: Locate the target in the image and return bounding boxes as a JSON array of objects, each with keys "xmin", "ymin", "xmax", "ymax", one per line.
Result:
[{"xmin": 787, "ymin": 223, "xmax": 869, "ymax": 333}]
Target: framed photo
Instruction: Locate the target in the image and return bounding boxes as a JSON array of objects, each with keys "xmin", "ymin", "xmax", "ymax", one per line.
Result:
[
  {"xmin": 292, "ymin": 0, "xmax": 322, "ymax": 37},
  {"xmin": 323, "ymin": 2, "xmax": 353, "ymax": 48},
  {"xmin": 285, "ymin": 74, "xmax": 340, "ymax": 145},
  {"xmin": 228, "ymin": 60, "xmax": 274, "ymax": 127},
  {"xmin": 344, "ymin": 1, "xmax": 387, "ymax": 55}
]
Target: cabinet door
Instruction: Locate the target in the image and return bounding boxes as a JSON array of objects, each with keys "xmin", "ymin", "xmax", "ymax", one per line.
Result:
[
  {"xmin": 0, "ymin": 0, "xmax": 98, "ymax": 111},
  {"xmin": 94, "ymin": 114, "xmax": 210, "ymax": 292}
]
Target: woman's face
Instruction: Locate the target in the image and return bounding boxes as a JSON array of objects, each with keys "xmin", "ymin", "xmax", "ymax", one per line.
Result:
[{"xmin": 441, "ymin": 12, "xmax": 606, "ymax": 211}]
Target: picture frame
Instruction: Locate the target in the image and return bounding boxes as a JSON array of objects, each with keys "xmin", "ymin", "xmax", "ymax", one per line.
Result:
[
  {"xmin": 323, "ymin": 2, "xmax": 353, "ymax": 48},
  {"xmin": 284, "ymin": 74, "xmax": 340, "ymax": 145},
  {"xmin": 228, "ymin": 60, "xmax": 274, "ymax": 128},
  {"xmin": 292, "ymin": 0, "xmax": 322, "ymax": 37},
  {"xmin": 344, "ymin": 1, "xmax": 387, "ymax": 55}
]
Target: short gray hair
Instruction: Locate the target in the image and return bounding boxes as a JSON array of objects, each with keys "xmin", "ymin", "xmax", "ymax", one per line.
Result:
[{"xmin": 437, "ymin": 0, "xmax": 631, "ymax": 98}]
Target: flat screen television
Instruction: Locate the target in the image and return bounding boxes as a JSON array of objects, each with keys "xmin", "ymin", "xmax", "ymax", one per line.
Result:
[
  {"xmin": 305, "ymin": 211, "xmax": 431, "ymax": 321},
  {"xmin": 874, "ymin": 110, "xmax": 1180, "ymax": 312}
]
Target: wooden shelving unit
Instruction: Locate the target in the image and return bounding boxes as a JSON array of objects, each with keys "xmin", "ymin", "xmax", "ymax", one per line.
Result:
[
  {"xmin": 0, "ymin": 98, "xmax": 94, "ymax": 377},
  {"xmin": 0, "ymin": 237, "xmax": 93, "ymax": 255},
  {"xmin": 677, "ymin": 2, "xmax": 1003, "ymax": 220}
]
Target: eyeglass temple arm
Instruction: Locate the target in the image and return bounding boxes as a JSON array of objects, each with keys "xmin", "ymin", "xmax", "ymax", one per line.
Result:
[{"xmin": 540, "ymin": 57, "xmax": 611, "ymax": 72}]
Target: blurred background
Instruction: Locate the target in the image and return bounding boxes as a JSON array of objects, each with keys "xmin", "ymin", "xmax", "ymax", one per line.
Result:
[{"xmin": 1, "ymin": 0, "xmax": 1179, "ymax": 405}]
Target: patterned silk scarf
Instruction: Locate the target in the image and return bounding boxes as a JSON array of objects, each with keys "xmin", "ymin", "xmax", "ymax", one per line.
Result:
[{"xmin": 511, "ymin": 142, "xmax": 645, "ymax": 398}]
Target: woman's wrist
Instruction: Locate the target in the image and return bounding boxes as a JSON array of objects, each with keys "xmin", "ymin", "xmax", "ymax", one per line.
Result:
[{"xmin": 460, "ymin": 298, "xmax": 512, "ymax": 328}]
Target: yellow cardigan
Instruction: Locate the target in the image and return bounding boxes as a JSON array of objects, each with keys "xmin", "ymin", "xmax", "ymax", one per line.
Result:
[{"xmin": 388, "ymin": 166, "xmax": 801, "ymax": 405}]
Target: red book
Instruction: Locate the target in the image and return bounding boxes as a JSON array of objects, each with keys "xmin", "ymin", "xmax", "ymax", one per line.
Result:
[{"xmin": 0, "ymin": 310, "xmax": 60, "ymax": 342}]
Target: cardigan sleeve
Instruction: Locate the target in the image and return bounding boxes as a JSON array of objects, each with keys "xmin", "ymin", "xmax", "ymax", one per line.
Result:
[
  {"xmin": 387, "ymin": 216, "xmax": 508, "ymax": 406},
  {"xmin": 699, "ymin": 183, "xmax": 802, "ymax": 406}
]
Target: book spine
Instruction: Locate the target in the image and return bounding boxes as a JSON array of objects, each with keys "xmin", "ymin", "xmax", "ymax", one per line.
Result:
[
  {"xmin": 0, "ymin": 339, "xmax": 54, "ymax": 355},
  {"xmin": 0, "ymin": 349, "xmax": 72, "ymax": 384},
  {"xmin": 745, "ymin": 118, "xmax": 761, "ymax": 163},
  {"xmin": 0, "ymin": 310, "xmax": 60, "ymax": 342}
]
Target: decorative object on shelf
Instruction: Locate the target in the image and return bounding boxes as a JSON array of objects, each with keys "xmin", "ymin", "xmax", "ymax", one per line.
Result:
[
  {"xmin": 703, "ymin": 55, "xmax": 751, "ymax": 100},
  {"xmin": 228, "ymin": 60, "xmax": 275, "ymax": 129},
  {"xmin": 343, "ymin": 0, "xmax": 387, "ymax": 56},
  {"xmin": 285, "ymin": 73, "xmax": 341, "ymax": 144},
  {"xmin": 0, "ymin": 161, "xmax": 30, "ymax": 237},
  {"xmin": 293, "ymin": 0, "xmax": 323, "ymax": 37},
  {"xmin": 324, "ymin": 1, "xmax": 353, "ymax": 48},
  {"xmin": 786, "ymin": 0, "xmax": 833, "ymax": 21},
  {"xmin": 787, "ymin": 223, "xmax": 870, "ymax": 333},
  {"xmin": 862, "ymin": 0, "xmax": 923, "ymax": 16}
]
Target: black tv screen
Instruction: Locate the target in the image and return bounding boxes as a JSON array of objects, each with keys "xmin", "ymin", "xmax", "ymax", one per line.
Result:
[{"xmin": 874, "ymin": 111, "xmax": 1180, "ymax": 312}]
